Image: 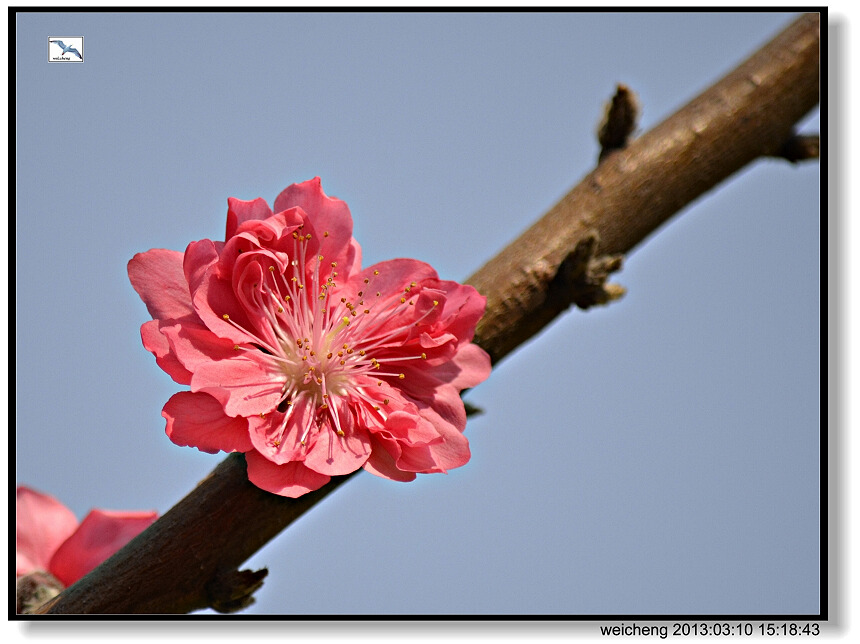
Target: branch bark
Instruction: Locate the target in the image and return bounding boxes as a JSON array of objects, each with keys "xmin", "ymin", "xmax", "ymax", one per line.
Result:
[{"xmin": 34, "ymin": 13, "xmax": 820, "ymax": 615}]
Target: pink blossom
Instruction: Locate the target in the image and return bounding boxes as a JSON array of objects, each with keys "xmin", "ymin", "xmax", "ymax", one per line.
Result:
[
  {"xmin": 128, "ymin": 178, "xmax": 491, "ymax": 497},
  {"xmin": 16, "ymin": 486, "xmax": 157, "ymax": 587}
]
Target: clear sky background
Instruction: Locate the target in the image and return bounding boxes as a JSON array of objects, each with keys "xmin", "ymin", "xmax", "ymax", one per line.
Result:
[{"xmin": 15, "ymin": 10, "xmax": 820, "ymax": 617}]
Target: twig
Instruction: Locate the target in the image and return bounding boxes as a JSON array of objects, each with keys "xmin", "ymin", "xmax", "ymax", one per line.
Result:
[
  {"xmin": 773, "ymin": 133, "xmax": 820, "ymax": 162},
  {"xmin": 34, "ymin": 13, "xmax": 820, "ymax": 615}
]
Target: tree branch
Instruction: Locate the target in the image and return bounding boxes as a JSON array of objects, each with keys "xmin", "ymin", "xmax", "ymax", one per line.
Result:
[{"xmin": 34, "ymin": 13, "xmax": 820, "ymax": 615}]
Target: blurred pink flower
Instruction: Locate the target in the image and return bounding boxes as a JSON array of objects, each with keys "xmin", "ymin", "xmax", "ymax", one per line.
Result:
[
  {"xmin": 129, "ymin": 178, "xmax": 491, "ymax": 497},
  {"xmin": 16, "ymin": 486, "xmax": 157, "ymax": 587}
]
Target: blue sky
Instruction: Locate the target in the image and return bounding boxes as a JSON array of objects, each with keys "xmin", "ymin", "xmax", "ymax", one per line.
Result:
[{"xmin": 15, "ymin": 11, "xmax": 820, "ymax": 616}]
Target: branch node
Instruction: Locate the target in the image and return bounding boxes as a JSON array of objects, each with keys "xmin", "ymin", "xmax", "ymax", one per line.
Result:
[
  {"xmin": 16, "ymin": 571, "xmax": 65, "ymax": 615},
  {"xmin": 597, "ymin": 84, "xmax": 641, "ymax": 162},
  {"xmin": 206, "ymin": 567, "xmax": 268, "ymax": 614},
  {"xmin": 553, "ymin": 233, "xmax": 626, "ymax": 310},
  {"xmin": 773, "ymin": 133, "xmax": 820, "ymax": 163}
]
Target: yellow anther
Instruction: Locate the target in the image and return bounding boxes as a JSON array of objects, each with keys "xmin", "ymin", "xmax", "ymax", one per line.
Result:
[
  {"xmin": 222, "ymin": 314, "xmax": 230, "ymax": 319},
  {"xmin": 383, "ymin": 398, "xmax": 390, "ymax": 405},
  {"xmin": 374, "ymin": 270, "xmax": 379, "ymax": 275},
  {"xmin": 324, "ymin": 231, "xmax": 330, "ymax": 237},
  {"xmin": 398, "ymin": 373, "xmax": 405, "ymax": 379},
  {"xmin": 421, "ymin": 353, "xmax": 427, "ymax": 359}
]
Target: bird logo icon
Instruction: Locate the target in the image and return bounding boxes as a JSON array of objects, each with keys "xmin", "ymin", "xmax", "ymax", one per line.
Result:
[{"xmin": 49, "ymin": 38, "xmax": 83, "ymax": 61}]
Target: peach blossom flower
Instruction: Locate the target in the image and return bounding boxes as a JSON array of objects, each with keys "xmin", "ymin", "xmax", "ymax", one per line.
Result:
[
  {"xmin": 16, "ymin": 486, "xmax": 157, "ymax": 587},
  {"xmin": 129, "ymin": 178, "xmax": 491, "ymax": 497}
]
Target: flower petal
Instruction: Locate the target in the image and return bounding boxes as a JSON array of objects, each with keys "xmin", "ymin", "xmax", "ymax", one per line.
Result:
[
  {"xmin": 128, "ymin": 249, "xmax": 195, "ymax": 320},
  {"xmin": 273, "ymin": 177, "xmax": 361, "ymax": 277},
  {"xmin": 163, "ymin": 391, "xmax": 253, "ymax": 454},
  {"xmin": 190, "ymin": 352, "xmax": 284, "ymax": 417},
  {"xmin": 245, "ymin": 451, "xmax": 331, "ymax": 498},
  {"xmin": 302, "ymin": 401, "xmax": 371, "ymax": 476},
  {"xmin": 225, "ymin": 196, "xmax": 273, "ymax": 241},
  {"xmin": 246, "ymin": 396, "xmax": 314, "ymax": 464},
  {"xmin": 363, "ymin": 436, "xmax": 418, "ymax": 482},
  {"xmin": 49, "ymin": 509, "xmax": 157, "ymax": 587},
  {"xmin": 140, "ymin": 320, "xmax": 193, "ymax": 385},
  {"xmin": 16, "ymin": 487, "xmax": 79, "ymax": 577}
]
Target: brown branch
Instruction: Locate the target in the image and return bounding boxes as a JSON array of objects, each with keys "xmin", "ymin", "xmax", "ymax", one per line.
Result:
[
  {"xmin": 34, "ymin": 13, "xmax": 820, "ymax": 615},
  {"xmin": 469, "ymin": 12, "xmax": 820, "ymax": 364}
]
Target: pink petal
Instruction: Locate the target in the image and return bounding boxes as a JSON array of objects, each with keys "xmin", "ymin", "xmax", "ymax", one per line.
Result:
[
  {"xmin": 184, "ymin": 239, "xmax": 260, "ymax": 345},
  {"xmin": 49, "ymin": 510, "xmax": 157, "ymax": 587},
  {"xmin": 376, "ymin": 412, "xmax": 444, "ymax": 473},
  {"xmin": 348, "ymin": 258, "xmax": 439, "ymax": 302},
  {"xmin": 163, "ymin": 391, "xmax": 253, "ymax": 454},
  {"xmin": 128, "ymin": 249, "xmax": 195, "ymax": 321},
  {"xmin": 225, "ymin": 196, "xmax": 273, "ymax": 241},
  {"xmin": 430, "ymin": 280, "xmax": 487, "ymax": 343},
  {"xmin": 363, "ymin": 436, "xmax": 418, "ymax": 482},
  {"xmin": 140, "ymin": 320, "xmax": 193, "ymax": 385},
  {"xmin": 247, "ymin": 397, "xmax": 313, "ymax": 464},
  {"xmin": 421, "ymin": 403, "xmax": 472, "ymax": 471},
  {"xmin": 159, "ymin": 320, "xmax": 244, "ymax": 373},
  {"xmin": 245, "ymin": 451, "xmax": 331, "ymax": 498},
  {"xmin": 16, "ymin": 486, "xmax": 79, "ymax": 577},
  {"xmin": 302, "ymin": 401, "xmax": 372, "ymax": 476},
  {"xmin": 445, "ymin": 342, "xmax": 493, "ymax": 390},
  {"xmin": 190, "ymin": 353, "xmax": 284, "ymax": 417},
  {"xmin": 273, "ymin": 178, "xmax": 361, "ymax": 277}
]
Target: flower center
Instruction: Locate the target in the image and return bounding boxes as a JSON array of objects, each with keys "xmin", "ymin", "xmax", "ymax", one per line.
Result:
[{"xmin": 221, "ymin": 228, "xmax": 436, "ymax": 447}]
